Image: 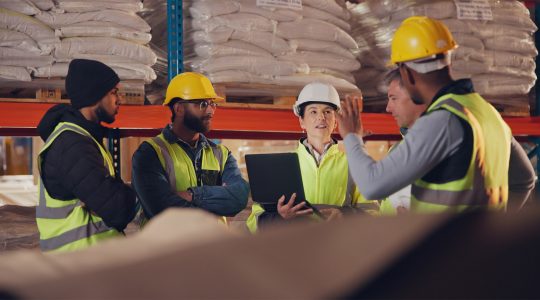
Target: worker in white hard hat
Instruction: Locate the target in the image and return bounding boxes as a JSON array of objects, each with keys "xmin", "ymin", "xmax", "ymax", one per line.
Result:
[
  {"xmin": 246, "ymin": 82, "xmax": 379, "ymax": 233},
  {"xmin": 337, "ymin": 16, "xmax": 535, "ymax": 213}
]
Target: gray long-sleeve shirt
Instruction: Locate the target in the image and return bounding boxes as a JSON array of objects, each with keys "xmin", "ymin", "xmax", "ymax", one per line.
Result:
[{"xmin": 344, "ymin": 109, "xmax": 536, "ymax": 208}]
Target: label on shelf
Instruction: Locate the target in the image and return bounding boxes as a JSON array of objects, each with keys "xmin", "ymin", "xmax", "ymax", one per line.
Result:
[
  {"xmin": 454, "ymin": 0, "xmax": 493, "ymax": 21},
  {"xmin": 256, "ymin": 0, "xmax": 302, "ymax": 10}
]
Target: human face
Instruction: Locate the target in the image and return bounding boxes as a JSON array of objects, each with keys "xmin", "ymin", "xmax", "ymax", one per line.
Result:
[
  {"xmin": 96, "ymin": 84, "xmax": 121, "ymax": 124},
  {"xmin": 299, "ymin": 103, "xmax": 337, "ymax": 140},
  {"xmin": 182, "ymin": 99, "xmax": 216, "ymax": 133},
  {"xmin": 386, "ymin": 80, "xmax": 425, "ymax": 128}
]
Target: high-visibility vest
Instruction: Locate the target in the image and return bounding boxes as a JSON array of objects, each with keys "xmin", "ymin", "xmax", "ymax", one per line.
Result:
[
  {"xmin": 411, "ymin": 93, "xmax": 511, "ymax": 212},
  {"xmin": 145, "ymin": 133, "xmax": 229, "ymax": 222},
  {"xmin": 36, "ymin": 122, "xmax": 120, "ymax": 252},
  {"xmin": 246, "ymin": 143, "xmax": 379, "ymax": 233}
]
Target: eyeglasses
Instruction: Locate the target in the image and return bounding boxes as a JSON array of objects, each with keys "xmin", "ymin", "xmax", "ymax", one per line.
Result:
[{"xmin": 176, "ymin": 99, "xmax": 218, "ymax": 111}]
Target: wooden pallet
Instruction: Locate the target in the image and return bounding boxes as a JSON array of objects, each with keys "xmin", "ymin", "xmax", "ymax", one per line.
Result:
[
  {"xmin": 0, "ymin": 79, "xmax": 145, "ymax": 105},
  {"xmin": 214, "ymin": 82, "xmax": 361, "ymax": 110},
  {"xmin": 487, "ymin": 95, "xmax": 531, "ymax": 117}
]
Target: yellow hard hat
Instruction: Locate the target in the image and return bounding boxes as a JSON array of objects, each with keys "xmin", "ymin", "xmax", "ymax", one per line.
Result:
[
  {"xmin": 163, "ymin": 72, "xmax": 223, "ymax": 106},
  {"xmin": 390, "ymin": 16, "xmax": 457, "ymax": 65}
]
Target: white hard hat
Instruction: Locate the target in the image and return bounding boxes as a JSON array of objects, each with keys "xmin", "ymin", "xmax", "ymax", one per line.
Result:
[{"xmin": 293, "ymin": 82, "xmax": 341, "ymax": 117}]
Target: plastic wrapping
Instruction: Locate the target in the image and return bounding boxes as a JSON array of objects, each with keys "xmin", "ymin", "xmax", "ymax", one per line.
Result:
[
  {"xmin": 288, "ymin": 39, "xmax": 355, "ymax": 60},
  {"xmin": 0, "ymin": 0, "xmax": 40, "ymax": 16},
  {"xmin": 0, "ymin": 1, "xmax": 156, "ymax": 84},
  {"xmin": 0, "ymin": 8, "xmax": 58, "ymax": 54},
  {"xmin": 27, "ymin": 0, "xmax": 53, "ymax": 11},
  {"xmin": 55, "ymin": 37, "xmax": 157, "ymax": 65},
  {"xmin": 236, "ymin": 0, "xmax": 302, "ymax": 22},
  {"xmin": 0, "ymin": 28, "xmax": 41, "ymax": 53},
  {"xmin": 278, "ymin": 51, "xmax": 360, "ymax": 72},
  {"xmin": 274, "ymin": 73, "xmax": 358, "ymax": 91},
  {"xmin": 190, "ymin": 40, "xmax": 273, "ymax": 59},
  {"xmin": 302, "ymin": 0, "xmax": 350, "ymax": 20},
  {"xmin": 301, "ymin": 6, "xmax": 351, "ymax": 31},
  {"xmin": 276, "ymin": 19, "xmax": 358, "ymax": 49},
  {"xmin": 0, "ymin": 65, "xmax": 31, "ymax": 81},
  {"xmin": 56, "ymin": 21, "xmax": 152, "ymax": 44},
  {"xmin": 0, "ymin": 47, "xmax": 53, "ymax": 67},
  {"xmin": 141, "ymin": 0, "xmax": 359, "ymax": 94},
  {"xmin": 231, "ymin": 30, "xmax": 291, "ymax": 55},
  {"xmin": 55, "ymin": 1, "xmax": 143, "ymax": 13},
  {"xmin": 190, "ymin": 13, "xmax": 275, "ymax": 33},
  {"xmin": 348, "ymin": 0, "xmax": 537, "ymax": 102},
  {"xmin": 35, "ymin": 10, "xmax": 151, "ymax": 32},
  {"xmin": 33, "ymin": 61, "xmax": 157, "ymax": 83},
  {"xmin": 189, "ymin": 55, "xmax": 306, "ymax": 76}
]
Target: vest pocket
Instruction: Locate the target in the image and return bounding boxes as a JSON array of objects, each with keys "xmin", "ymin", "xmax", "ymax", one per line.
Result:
[{"xmin": 200, "ymin": 169, "xmax": 221, "ymax": 186}]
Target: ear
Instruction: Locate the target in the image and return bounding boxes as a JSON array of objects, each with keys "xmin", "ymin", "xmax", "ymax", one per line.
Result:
[
  {"xmin": 174, "ymin": 102, "xmax": 183, "ymax": 113},
  {"xmin": 298, "ymin": 116, "xmax": 306, "ymax": 129},
  {"xmin": 404, "ymin": 66, "xmax": 415, "ymax": 86}
]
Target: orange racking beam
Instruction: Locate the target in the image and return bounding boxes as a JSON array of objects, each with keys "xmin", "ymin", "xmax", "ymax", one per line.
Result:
[{"xmin": 0, "ymin": 102, "xmax": 539, "ymax": 140}]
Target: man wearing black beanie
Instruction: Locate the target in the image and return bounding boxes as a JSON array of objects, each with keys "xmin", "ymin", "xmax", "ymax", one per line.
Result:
[{"xmin": 35, "ymin": 59, "xmax": 137, "ymax": 252}]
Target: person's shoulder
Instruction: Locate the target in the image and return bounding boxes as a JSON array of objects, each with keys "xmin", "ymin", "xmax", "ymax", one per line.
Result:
[
  {"xmin": 51, "ymin": 130, "xmax": 96, "ymax": 152},
  {"xmin": 328, "ymin": 143, "xmax": 347, "ymax": 158},
  {"xmin": 417, "ymin": 109, "xmax": 457, "ymax": 128},
  {"xmin": 133, "ymin": 139, "xmax": 159, "ymax": 158}
]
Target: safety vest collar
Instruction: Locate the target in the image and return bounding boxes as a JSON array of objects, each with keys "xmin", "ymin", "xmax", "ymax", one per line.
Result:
[
  {"xmin": 427, "ymin": 78, "xmax": 475, "ymax": 111},
  {"xmin": 161, "ymin": 124, "xmax": 214, "ymax": 149}
]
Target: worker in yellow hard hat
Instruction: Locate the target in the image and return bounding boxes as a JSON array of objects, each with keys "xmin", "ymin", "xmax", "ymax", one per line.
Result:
[
  {"xmin": 131, "ymin": 72, "xmax": 249, "ymax": 223},
  {"xmin": 337, "ymin": 16, "xmax": 535, "ymax": 213}
]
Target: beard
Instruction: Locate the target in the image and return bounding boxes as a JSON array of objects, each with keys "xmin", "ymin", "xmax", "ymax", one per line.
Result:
[
  {"xmin": 183, "ymin": 110, "xmax": 211, "ymax": 133},
  {"xmin": 96, "ymin": 104, "xmax": 115, "ymax": 124}
]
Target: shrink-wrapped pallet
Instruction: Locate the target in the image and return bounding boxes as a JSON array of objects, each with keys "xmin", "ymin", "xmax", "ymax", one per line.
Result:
[
  {"xmin": 142, "ymin": 0, "xmax": 361, "ymax": 100},
  {"xmin": 348, "ymin": 0, "xmax": 537, "ymax": 111},
  {"xmin": 0, "ymin": 0, "xmax": 157, "ymax": 84}
]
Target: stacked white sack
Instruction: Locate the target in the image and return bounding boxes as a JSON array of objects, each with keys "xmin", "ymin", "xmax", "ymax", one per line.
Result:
[
  {"xmin": 184, "ymin": 0, "xmax": 360, "ymax": 91},
  {"xmin": 0, "ymin": 0, "xmax": 57, "ymax": 81},
  {"xmin": 349, "ymin": 0, "xmax": 537, "ymax": 103},
  {"xmin": 32, "ymin": 0, "xmax": 157, "ymax": 83}
]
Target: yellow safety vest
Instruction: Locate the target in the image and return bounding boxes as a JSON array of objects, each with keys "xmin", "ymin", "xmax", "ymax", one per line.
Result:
[
  {"xmin": 36, "ymin": 122, "xmax": 119, "ymax": 252},
  {"xmin": 145, "ymin": 133, "xmax": 229, "ymax": 222},
  {"xmin": 246, "ymin": 143, "xmax": 379, "ymax": 233},
  {"xmin": 411, "ymin": 93, "xmax": 511, "ymax": 212}
]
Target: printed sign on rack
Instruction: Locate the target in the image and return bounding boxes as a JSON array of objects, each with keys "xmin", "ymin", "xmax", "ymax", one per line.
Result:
[
  {"xmin": 454, "ymin": 0, "xmax": 493, "ymax": 21},
  {"xmin": 256, "ymin": 0, "xmax": 302, "ymax": 10}
]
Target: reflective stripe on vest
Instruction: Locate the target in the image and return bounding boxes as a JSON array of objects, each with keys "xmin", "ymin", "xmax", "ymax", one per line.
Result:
[
  {"xmin": 246, "ymin": 143, "xmax": 378, "ymax": 233},
  {"xmin": 36, "ymin": 122, "xmax": 119, "ymax": 252},
  {"xmin": 411, "ymin": 94, "xmax": 511, "ymax": 212},
  {"xmin": 146, "ymin": 134, "xmax": 228, "ymax": 222}
]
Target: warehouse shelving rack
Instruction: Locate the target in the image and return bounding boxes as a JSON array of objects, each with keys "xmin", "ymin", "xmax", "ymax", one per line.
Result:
[{"xmin": 0, "ymin": 0, "xmax": 538, "ymax": 178}]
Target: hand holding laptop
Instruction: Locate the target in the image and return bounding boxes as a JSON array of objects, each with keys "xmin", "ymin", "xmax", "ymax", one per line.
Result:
[{"xmin": 276, "ymin": 193, "xmax": 313, "ymax": 219}]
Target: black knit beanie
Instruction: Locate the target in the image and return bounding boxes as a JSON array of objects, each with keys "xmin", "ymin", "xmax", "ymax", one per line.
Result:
[{"xmin": 66, "ymin": 59, "xmax": 120, "ymax": 109}]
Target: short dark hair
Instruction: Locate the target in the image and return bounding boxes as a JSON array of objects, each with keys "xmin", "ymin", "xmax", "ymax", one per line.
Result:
[
  {"xmin": 297, "ymin": 101, "xmax": 338, "ymax": 118},
  {"xmin": 384, "ymin": 68, "xmax": 403, "ymax": 87}
]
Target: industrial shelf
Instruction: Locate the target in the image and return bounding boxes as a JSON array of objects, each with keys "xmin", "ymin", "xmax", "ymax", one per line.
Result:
[{"xmin": 1, "ymin": 102, "xmax": 539, "ymax": 141}]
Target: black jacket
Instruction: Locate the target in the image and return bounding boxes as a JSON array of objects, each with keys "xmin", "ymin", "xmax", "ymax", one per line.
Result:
[{"xmin": 37, "ymin": 104, "xmax": 136, "ymax": 231}]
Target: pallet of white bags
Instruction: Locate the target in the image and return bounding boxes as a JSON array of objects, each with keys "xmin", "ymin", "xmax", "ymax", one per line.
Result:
[
  {"xmin": 0, "ymin": 79, "xmax": 146, "ymax": 105},
  {"xmin": 214, "ymin": 82, "xmax": 360, "ymax": 110}
]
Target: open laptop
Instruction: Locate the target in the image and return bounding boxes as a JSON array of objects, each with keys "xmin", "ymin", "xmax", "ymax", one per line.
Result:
[{"xmin": 245, "ymin": 153, "xmax": 324, "ymax": 218}]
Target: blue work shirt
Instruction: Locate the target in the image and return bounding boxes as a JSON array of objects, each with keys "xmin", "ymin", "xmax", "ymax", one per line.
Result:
[{"xmin": 131, "ymin": 125, "xmax": 249, "ymax": 219}]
